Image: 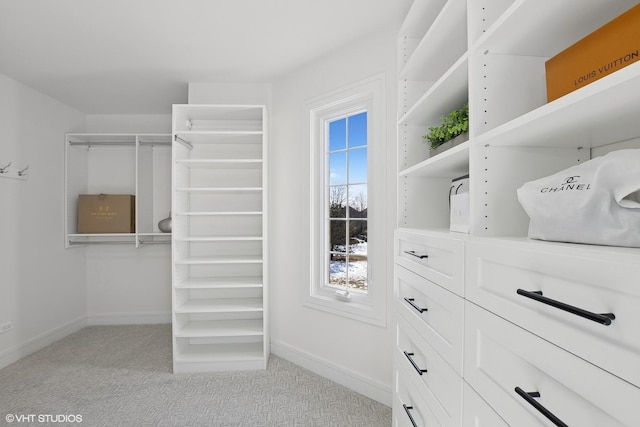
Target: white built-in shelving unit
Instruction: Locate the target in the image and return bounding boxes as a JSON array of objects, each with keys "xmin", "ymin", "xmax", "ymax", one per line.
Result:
[
  {"xmin": 398, "ymin": 0, "xmax": 640, "ymax": 235},
  {"xmin": 171, "ymin": 104, "xmax": 269, "ymax": 373},
  {"xmin": 394, "ymin": 1, "xmax": 640, "ymax": 426},
  {"xmin": 64, "ymin": 133, "xmax": 172, "ymax": 247}
]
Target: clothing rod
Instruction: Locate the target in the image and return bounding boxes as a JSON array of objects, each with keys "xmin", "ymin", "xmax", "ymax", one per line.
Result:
[
  {"xmin": 138, "ymin": 141, "xmax": 172, "ymax": 146},
  {"xmin": 174, "ymin": 135, "xmax": 193, "ymax": 150},
  {"xmin": 68, "ymin": 240, "xmax": 136, "ymax": 245},
  {"xmin": 68, "ymin": 141, "xmax": 136, "ymax": 146},
  {"xmin": 68, "ymin": 240, "xmax": 170, "ymax": 245},
  {"xmin": 69, "ymin": 141, "xmax": 171, "ymax": 146}
]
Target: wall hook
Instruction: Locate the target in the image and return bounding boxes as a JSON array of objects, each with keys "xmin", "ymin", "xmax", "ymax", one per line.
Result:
[
  {"xmin": 0, "ymin": 161, "xmax": 11, "ymax": 174},
  {"xmin": 18, "ymin": 165, "xmax": 29, "ymax": 177}
]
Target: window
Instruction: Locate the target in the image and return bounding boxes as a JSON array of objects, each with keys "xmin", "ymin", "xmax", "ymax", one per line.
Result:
[
  {"xmin": 327, "ymin": 112, "xmax": 368, "ymax": 292},
  {"xmin": 305, "ymin": 75, "xmax": 386, "ymax": 326}
]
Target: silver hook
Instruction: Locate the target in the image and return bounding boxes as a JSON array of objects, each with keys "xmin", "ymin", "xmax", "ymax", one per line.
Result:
[
  {"xmin": 18, "ymin": 165, "xmax": 29, "ymax": 177},
  {"xmin": 0, "ymin": 161, "xmax": 11, "ymax": 173}
]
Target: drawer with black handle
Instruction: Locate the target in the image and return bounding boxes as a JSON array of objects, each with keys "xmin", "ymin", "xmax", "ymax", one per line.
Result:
[
  {"xmin": 395, "ymin": 313, "xmax": 463, "ymax": 426},
  {"xmin": 464, "ymin": 302, "xmax": 638, "ymax": 427},
  {"xmin": 465, "ymin": 239, "xmax": 640, "ymax": 388},
  {"xmin": 392, "ymin": 360, "xmax": 439, "ymax": 427},
  {"xmin": 395, "ymin": 264, "xmax": 464, "ymax": 374},
  {"xmin": 395, "ymin": 229, "xmax": 465, "ymax": 296}
]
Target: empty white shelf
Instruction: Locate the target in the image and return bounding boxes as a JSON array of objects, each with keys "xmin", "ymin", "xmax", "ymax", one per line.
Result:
[
  {"xmin": 175, "ymin": 343, "xmax": 264, "ymax": 363},
  {"xmin": 174, "ymin": 211, "xmax": 262, "ymax": 216},
  {"xmin": 175, "ymin": 319, "xmax": 264, "ymax": 337},
  {"xmin": 175, "ymin": 255, "xmax": 263, "ymax": 265},
  {"xmin": 175, "ymin": 277, "xmax": 263, "ymax": 289},
  {"xmin": 174, "ymin": 236, "xmax": 262, "ymax": 242},
  {"xmin": 175, "ymin": 298, "xmax": 264, "ymax": 313},
  {"xmin": 175, "ymin": 159, "xmax": 263, "ymax": 169},
  {"xmin": 175, "ymin": 187, "xmax": 262, "ymax": 193}
]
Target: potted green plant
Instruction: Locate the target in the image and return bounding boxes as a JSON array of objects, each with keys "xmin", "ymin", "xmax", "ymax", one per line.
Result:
[{"xmin": 423, "ymin": 103, "xmax": 469, "ymax": 155}]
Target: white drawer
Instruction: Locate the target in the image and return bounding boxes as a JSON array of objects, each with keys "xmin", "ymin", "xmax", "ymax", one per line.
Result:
[
  {"xmin": 395, "ymin": 265, "xmax": 464, "ymax": 374},
  {"xmin": 395, "ymin": 314, "xmax": 463, "ymax": 426},
  {"xmin": 465, "ymin": 302, "xmax": 640, "ymax": 427},
  {"xmin": 393, "ymin": 362, "xmax": 442, "ymax": 427},
  {"xmin": 466, "ymin": 239, "xmax": 640, "ymax": 387},
  {"xmin": 395, "ymin": 229, "xmax": 464, "ymax": 296},
  {"xmin": 462, "ymin": 383, "xmax": 509, "ymax": 427}
]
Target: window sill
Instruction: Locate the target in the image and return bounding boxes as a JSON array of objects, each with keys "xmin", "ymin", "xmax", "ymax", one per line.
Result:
[{"xmin": 304, "ymin": 291, "xmax": 386, "ymax": 327}]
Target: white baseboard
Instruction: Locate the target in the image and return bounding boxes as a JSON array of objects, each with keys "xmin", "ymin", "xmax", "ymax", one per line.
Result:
[
  {"xmin": 87, "ymin": 311, "xmax": 171, "ymax": 325},
  {"xmin": 271, "ymin": 339, "xmax": 392, "ymax": 406},
  {"xmin": 0, "ymin": 315, "xmax": 87, "ymax": 370}
]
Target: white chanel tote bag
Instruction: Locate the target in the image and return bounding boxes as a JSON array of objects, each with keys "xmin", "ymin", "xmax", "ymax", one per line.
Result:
[{"xmin": 517, "ymin": 149, "xmax": 640, "ymax": 247}]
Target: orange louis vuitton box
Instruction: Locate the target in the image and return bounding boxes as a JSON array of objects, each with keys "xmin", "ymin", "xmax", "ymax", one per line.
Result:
[
  {"xmin": 77, "ymin": 194, "xmax": 135, "ymax": 233},
  {"xmin": 545, "ymin": 4, "xmax": 640, "ymax": 102}
]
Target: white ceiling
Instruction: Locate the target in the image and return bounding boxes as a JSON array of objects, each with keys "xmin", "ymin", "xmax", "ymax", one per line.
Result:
[{"xmin": 0, "ymin": 0, "xmax": 409, "ymax": 114}]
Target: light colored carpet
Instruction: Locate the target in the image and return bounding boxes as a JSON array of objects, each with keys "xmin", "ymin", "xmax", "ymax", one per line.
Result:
[{"xmin": 0, "ymin": 325, "xmax": 391, "ymax": 426}]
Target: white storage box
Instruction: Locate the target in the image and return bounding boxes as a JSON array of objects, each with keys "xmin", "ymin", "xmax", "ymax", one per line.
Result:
[{"xmin": 450, "ymin": 175, "xmax": 469, "ymax": 233}]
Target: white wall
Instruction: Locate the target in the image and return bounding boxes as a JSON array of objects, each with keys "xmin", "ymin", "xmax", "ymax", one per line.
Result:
[
  {"xmin": 188, "ymin": 82, "xmax": 271, "ymax": 106},
  {"xmin": 83, "ymin": 114, "xmax": 173, "ymax": 324},
  {"xmin": 84, "ymin": 245, "xmax": 172, "ymax": 324},
  {"xmin": 0, "ymin": 73, "xmax": 87, "ymax": 368},
  {"xmin": 84, "ymin": 114, "xmax": 171, "ymax": 134},
  {"xmin": 269, "ymin": 28, "xmax": 398, "ymax": 404}
]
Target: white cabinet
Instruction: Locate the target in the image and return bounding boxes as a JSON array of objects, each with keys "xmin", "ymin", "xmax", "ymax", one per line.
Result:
[
  {"xmin": 465, "ymin": 239, "xmax": 640, "ymax": 389},
  {"xmin": 171, "ymin": 104, "xmax": 268, "ymax": 373},
  {"xmin": 393, "ymin": 229, "xmax": 465, "ymax": 424},
  {"xmin": 64, "ymin": 133, "xmax": 172, "ymax": 247},
  {"xmin": 393, "ymin": 359, "xmax": 442, "ymax": 427},
  {"xmin": 394, "ymin": 262, "xmax": 464, "ymax": 374},
  {"xmin": 395, "ymin": 229, "xmax": 465, "ymax": 296},
  {"xmin": 395, "ymin": 0, "xmax": 640, "ymax": 425},
  {"xmin": 395, "ymin": 314, "xmax": 463, "ymax": 426},
  {"xmin": 464, "ymin": 302, "xmax": 639, "ymax": 427}
]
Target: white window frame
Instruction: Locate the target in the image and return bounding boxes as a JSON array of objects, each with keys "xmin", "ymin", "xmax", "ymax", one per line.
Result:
[{"xmin": 305, "ymin": 74, "xmax": 386, "ymax": 326}]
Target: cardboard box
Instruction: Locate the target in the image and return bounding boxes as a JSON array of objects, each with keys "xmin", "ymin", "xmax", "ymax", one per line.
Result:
[
  {"xmin": 77, "ymin": 194, "xmax": 135, "ymax": 233},
  {"xmin": 545, "ymin": 4, "xmax": 640, "ymax": 102}
]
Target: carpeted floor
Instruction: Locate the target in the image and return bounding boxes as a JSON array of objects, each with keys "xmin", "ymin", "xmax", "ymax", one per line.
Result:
[{"xmin": 0, "ymin": 325, "xmax": 391, "ymax": 426}]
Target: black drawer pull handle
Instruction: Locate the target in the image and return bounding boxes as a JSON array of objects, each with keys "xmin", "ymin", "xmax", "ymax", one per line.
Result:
[
  {"xmin": 403, "ymin": 351, "xmax": 428, "ymax": 375},
  {"xmin": 402, "ymin": 404, "xmax": 418, "ymax": 427},
  {"xmin": 404, "ymin": 297, "xmax": 428, "ymax": 313},
  {"xmin": 515, "ymin": 387, "xmax": 568, "ymax": 427},
  {"xmin": 404, "ymin": 250, "xmax": 428, "ymax": 259},
  {"xmin": 517, "ymin": 289, "xmax": 615, "ymax": 326}
]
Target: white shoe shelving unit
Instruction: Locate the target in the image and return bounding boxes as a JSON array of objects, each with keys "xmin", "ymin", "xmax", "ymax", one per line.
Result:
[{"xmin": 171, "ymin": 104, "xmax": 269, "ymax": 373}]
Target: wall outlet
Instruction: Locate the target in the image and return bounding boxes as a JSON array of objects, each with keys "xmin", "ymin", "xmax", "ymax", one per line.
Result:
[{"xmin": 0, "ymin": 321, "xmax": 14, "ymax": 334}]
